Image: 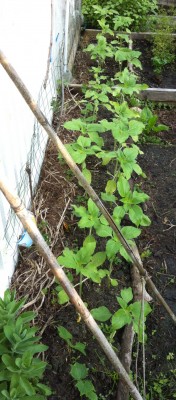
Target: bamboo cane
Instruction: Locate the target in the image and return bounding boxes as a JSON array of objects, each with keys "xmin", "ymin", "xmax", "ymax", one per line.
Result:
[
  {"xmin": 0, "ymin": 49, "xmax": 175, "ymax": 324},
  {"xmin": 0, "ymin": 174, "xmax": 143, "ymax": 400}
]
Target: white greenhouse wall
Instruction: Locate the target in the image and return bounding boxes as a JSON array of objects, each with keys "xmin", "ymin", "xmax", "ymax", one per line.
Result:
[{"xmin": 0, "ymin": 0, "xmax": 81, "ymax": 297}]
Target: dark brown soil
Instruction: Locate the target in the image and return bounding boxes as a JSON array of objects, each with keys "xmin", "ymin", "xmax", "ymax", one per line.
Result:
[
  {"xmin": 133, "ymin": 39, "xmax": 176, "ymax": 89},
  {"xmin": 12, "ymin": 32, "xmax": 176, "ymax": 400},
  {"xmin": 74, "ymin": 32, "xmax": 176, "ymax": 89}
]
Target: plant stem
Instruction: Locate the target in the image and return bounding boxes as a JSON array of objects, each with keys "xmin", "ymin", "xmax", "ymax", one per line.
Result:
[{"xmin": 79, "ymin": 272, "xmax": 83, "ymax": 297}]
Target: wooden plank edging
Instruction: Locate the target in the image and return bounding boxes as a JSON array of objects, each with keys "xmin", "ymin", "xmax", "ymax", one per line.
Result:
[
  {"xmin": 83, "ymin": 30, "xmax": 176, "ymax": 39},
  {"xmin": 68, "ymin": 84, "xmax": 176, "ymax": 102}
]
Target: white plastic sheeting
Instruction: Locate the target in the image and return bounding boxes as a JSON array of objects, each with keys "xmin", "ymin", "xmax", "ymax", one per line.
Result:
[{"xmin": 0, "ymin": 0, "xmax": 81, "ymax": 297}]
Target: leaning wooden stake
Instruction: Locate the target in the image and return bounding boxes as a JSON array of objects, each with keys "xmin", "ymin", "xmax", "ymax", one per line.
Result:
[
  {"xmin": 0, "ymin": 175, "xmax": 143, "ymax": 400},
  {"xmin": 0, "ymin": 49, "xmax": 175, "ymax": 324}
]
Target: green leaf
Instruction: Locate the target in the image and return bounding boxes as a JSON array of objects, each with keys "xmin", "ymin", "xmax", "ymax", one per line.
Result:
[
  {"xmin": 88, "ymin": 131, "xmax": 103, "ymax": 146},
  {"xmin": 129, "ymin": 205, "xmax": 151, "ymax": 227},
  {"xmin": 121, "ymin": 226, "xmax": 141, "ymax": 240},
  {"xmin": 112, "ymin": 309, "xmax": 132, "ymax": 330},
  {"xmin": 95, "ymin": 223, "xmax": 112, "ymax": 237},
  {"xmin": 113, "ymin": 206, "xmax": 125, "ymax": 224},
  {"xmin": 0, "ymin": 344, "xmax": 10, "ymax": 355},
  {"xmin": 78, "ymin": 216, "xmax": 95, "ymax": 229},
  {"xmin": 82, "ymin": 168, "xmax": 92, "ymax": 184},
  {"xmin": 58, "ymin": 326, "xmax": 72, "ymax": 341},
  {"xmin": 58, "ymin": 248, "xmax": 78, "ymax": 269},
  {"xmin": 58, "ymin": 290, "xmax": 69, "ymax": 305},
  {"xmin": 2, "ymin": 355, "xmax": 18, "ymax": 372},
  {"xmin": 37, "ymin": 383, "xmax": 52, "ymax": 396},
  {"xmin": 117, "ymin": 176, "xmax": 130, "ymax": 197},
  {"xmin": 116, "ymin": 297, "xmax": 128, "ymax": 309},
  {"xmin": 70, "ymin": 362, "xmax": 88, "ymax": 381},
  {"xmin": 87, "ymin": 199, "xmax": 99, "ymax": 217},
  {"xmin": 21, "ymin": 352, "xmax": 33, "ymax": 368},
  {"xmin": 72, "ymin": 342, "xmax": 86, "ymax": 356},
  {"xmin": 83, "ymin": 235, "xmax": 96, "ymax": 256},
  {"xmin": 119, "ymin": 245, "xmax": 132, "ymax": 262},
  {"xmin": 64, "ymin": 118, "xmax": 84, "ymax": 131},
  {"xmin": 77, "ymin": 136, "xmax": 91, "ymax": 147},
  {"xmin": 132, "ymin": 191, "xmax": 149, "ymax": 204},
  {"xmin": 106, "ymin": 238, "xmax": 121, "ymax": 260},
  {"xmin": 129, "ymin": 120, "xmax": 145, "ymax": 140},
  {"xmin": 76, "ymin": 380, "xmax": 98, "ymax": 399},
  {"xmin": 91, "ymin": 306, "xmax": 112, "ymax": 322},
  {"xmin": 89, "ymin": 252, "xmax": 106, "ymax": 268},
  {"xmin": 73, "ymin": 205, "xmax": 87, "ymax": 217},
  {"xmin": 105, "ymin": 180, "xmax": 116, "ymax": 194},
  {"xmin": 110, "ymin": 279, "xmax": 118, "ymax": 287},
  {"xmin": 20, "ymin": 377, "xmax": 35, "ymax": 396},
  {"xmin": 121, "ymin": 287, "xmax": 133, "ymax": 304},
  {"xmin": 101, "ymin": 192, "xmax": 117, "ymax": 203}
]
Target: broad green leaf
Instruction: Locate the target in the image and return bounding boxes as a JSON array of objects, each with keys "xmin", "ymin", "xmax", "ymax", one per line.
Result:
[
  {"xmin": 113, "ymin": 206, "xmax": 125, "ymax": 224},
  {"xmin": 105, "ymin": 180, "xmax": 116, "ymax": 194},
  {"xmin": 129, "ymin": 301, "xmax": 152, "ymax": 321},
  {"xmin": 95, "ymin": 223, "xmax": 112, "ymax": 237},
  {"xmin": 129, "ymin": 205, "xmax": 150, "ymax": 227},
  {"xmin": 133, "ymin": 163, "xmax": 142, "ymax": 176},
  {"xmin": 132, "ymin": 191, "xmax": 149, "ymax": 204},
  {"xmin": 82, "ymin": 168, "xmax": 91, "ymax": 184},
  {"xmin": 64, "ymin": 118, "xmax": 84, "ymax": 131},
  {"xmin": 110, "ymin": 278, "xmax": 118, "ymax": 287},
  {"xmin": 128, "ymin": 120, "xmax": 145, "ymax": 140},
  {"xmin": 106, "ymin": 238, "xmax": 121, "ymax": 260},
  {"xmin": 73, "ymin": 342, "xmax": 86, "ymax": 356},
  {"xmin": 77, "ymin": 136, "xmax": 91, "ymax": 148},
  {"xmin": 73, "ymin": 205, "xmax": 86, "ymax": 217},
  {"xmin": 78, "ymin": 246, "xmax": 92, "ymax": 265},
  {"xmin": 58, "ymin": 290, "xmax": 69, "ymax": 305},
  {"xmin": 83, "ymin": 235, "xmax": 96, "ymax": 255},
  {"xmin": 87, "ymin": 199, "xmax": 99, "ymax": 217},
  {"xmin": 58, "ymin": 249, "xmax": 78, "ymax": 269},
  {"xmin": 88, "ymin": 131, "xmax": 104, "ymax": 146},
  {"xmin": 121, "ymin": 287, "xmax": 133, "ymax": 304},
  {"xmin": 117, "ymin": 297, "xmax": 128, "ymax": 309},
  {"xmin": 76, "ymin": 380, "xmax": 98, "ymax": 399},
  {"xmin": 121, "ymin": 226, "xmax": 141, "ymax": 240},
  {"xmin": 119, "ymin": 245, "xmax": 132, "ymax": 262},
  {"xmin": 111, "ymin": 121, "xmax": 129, "ymax": 143},
  {"xmin": 91, "ymin": 306, "xmax": 112, "ymax": 322},
  {"xmin": 70, "ymin": 362, "xmax": 88, "ymax": 380},
  {"xmin": 78, "ymin": 216, "xmax": 95, "ymax": 229},
  {"xmin": 117, "ymin": 176, "xmax": 130, "ymax": 197},
  {"xmin": 75, "ymin": 379, "xmax": 98, "ymax": 400},
  {"xmin": 57, "ymin": 326, "xmax": 72, "ymax": 341},
  {"xmin": 112, "ymin": 308, "xmax": 132, "ymax": 330},
  {"xmin": 101, "ymin": 192, "xmax": 117, "ymax": 203},
  {"xmin": 89, "ymin": 252, "xmax": 106, "ymax": 268}
]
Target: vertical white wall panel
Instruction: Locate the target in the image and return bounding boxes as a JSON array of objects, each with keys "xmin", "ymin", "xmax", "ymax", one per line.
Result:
[{"xmin": 0, "ymin": 0, "xmax": 81, "ymax": 297}]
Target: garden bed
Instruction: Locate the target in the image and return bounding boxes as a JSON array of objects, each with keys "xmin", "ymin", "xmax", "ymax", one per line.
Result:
[
  {"xmin": 12, "ymin": 85, "xmax": 176, "ymax": 399},
  {"xmin": 12, "ymin": 13, "xmax": 176, "ymax": 400}
]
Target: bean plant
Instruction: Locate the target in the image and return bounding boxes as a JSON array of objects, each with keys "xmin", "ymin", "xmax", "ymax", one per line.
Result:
[{"xmin": 55, "ymin": 7, "xmax": 168, "ymax": 398}]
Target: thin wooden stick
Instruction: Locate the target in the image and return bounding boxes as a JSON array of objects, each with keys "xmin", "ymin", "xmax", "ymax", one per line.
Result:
[
  {"xmin": 0, "ymin": 175, "xmax": 143, "ymax": 400},
  {"xmin": 0, "ymin": 49, "xmax": 176, "ymax": 324}
]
